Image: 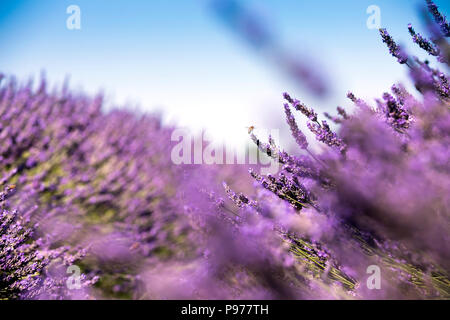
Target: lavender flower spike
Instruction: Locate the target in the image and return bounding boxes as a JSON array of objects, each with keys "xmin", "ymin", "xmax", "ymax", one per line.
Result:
[
  {"xmin": 284, "ymin": 103, "xmax": 308, "ymax": 149},
  {"xmin": 426, "ymin": 0, "xmax": 450, "ymax": 37},
  {"xmin": 283, "ymin": 92, "xmax": 318, "ymax": 122},
  {"xmin": 379, "ymin": 28, "xmax": 408, "ymax": 64},
  {"xmin": 307, "ymin": 120, "xmax": 347, "ymax": 153},
  {"xmin": 408, "ymin": 23, "xmax": 441, "ymax": 59}
]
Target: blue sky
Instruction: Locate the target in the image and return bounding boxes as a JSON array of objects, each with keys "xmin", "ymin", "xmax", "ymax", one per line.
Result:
[{"xmin": 0, "ymin": 0, "xmax": 449, "ymax": 147}]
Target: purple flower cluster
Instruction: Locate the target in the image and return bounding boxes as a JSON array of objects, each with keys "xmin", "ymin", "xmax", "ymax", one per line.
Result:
[
  {"xmin": 284, "ymin": 103, "xmax": 308, "ymax": 150},
  {"xmin": 1, "ymin": 189, "xmax": 44, "ymax": 299},
  {"xmin": 379, "ymin": 28, "xmax": 408, "ymax": 64},
  {"xmin": 408, "ymin": 23, "xmax": 442, "ymax": 60},
  {"xmin": 0, "ymin": 74, "xmax": 198, "ymax": 299},
  {"xmin": 213, "ymin": 0, "xmax": 450, "ymax": 299},
  {"xmin": 426, "ymin": 0, "xmax": 450, "ymax": 37},
  {"xmin": 0, "ymin": 186, "xmax": 90, "ymax": 299},
  {"xmin": 381, "ymin": 2, "xmax": 449, "ymax": 97}
]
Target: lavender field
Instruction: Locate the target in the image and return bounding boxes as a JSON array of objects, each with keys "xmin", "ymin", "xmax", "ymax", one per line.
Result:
[{"xmin": 0, "ymin": 0, "xmax": 449, "ymax": 300}]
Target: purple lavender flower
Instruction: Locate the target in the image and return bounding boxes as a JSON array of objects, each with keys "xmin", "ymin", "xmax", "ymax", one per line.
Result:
[
  {"xmin": 212, "ymin": 0, "xmax": 329, "ymax": 96},
  {"xmin": 408, "ymin": 23, "xmax": 442, "ymax": 59},
  {"xmin": 324, "ymin": 106, "xmax": 350, "ymax": 124},
  {"xmin": 379, "ymin": 28, "xmax": 409, "ymax": 64},
  {"xmin": 0, "ymin": 186, "xmax": 90, "ymax": 299},
  {"xmin": 223, "ymin": 181, "xmax": 258, "ymax": 209},
  {"xmin": 426, "ymin": 0, "xmax": 450, "ymax": 37},
  {"xmin": 381, "ymin": 92, "xmax": 411, "ymax": 130},
  {"xmin": 283, "ymin": 92, "xmax": 318, "ymax": 122},
  {"xmin": 346, "ymin": 92, "xmax": 373, "ymax": 110},
  {"xmin": 284, "ymin": 103, "xmax": 308, "ymax": 149},
  {"xmin": 0, "ymin": 74, "xmax": 194, "ymax": 299},
  {"xmin": 249, "ymin": 169, "xmax": 313, "ymax": 210},
  {"xmin": 225, "ymin": 4, "xmax": 450, "ymax": 299},
  {"xmin": 410, "ymin": 57, "xmax": 449, "ymax": 99},
  {"xmin": 307, "ymin": 120, "xmax": 347, "ymax": 153}
]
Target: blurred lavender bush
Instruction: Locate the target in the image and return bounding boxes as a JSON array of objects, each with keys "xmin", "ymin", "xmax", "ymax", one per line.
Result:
[
  {"xmin": 205, "ymin": 0, "xmax": 450, "ymax": 299},
  {"xmin": 1, "ymin": 0, "xmax": 449, "ymax": 299},
  {"xmin": 0, "ymin": 72, "xmax": 202, "ymax": 299}
]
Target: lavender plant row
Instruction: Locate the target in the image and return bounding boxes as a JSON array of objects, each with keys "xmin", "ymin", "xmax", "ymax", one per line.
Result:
[{"xmin": 0, "ymin": 72, "xmax": 203, "ymax": 298}]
